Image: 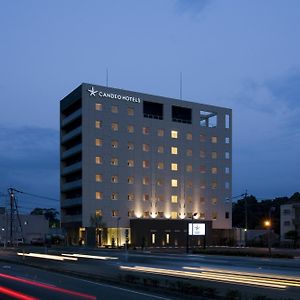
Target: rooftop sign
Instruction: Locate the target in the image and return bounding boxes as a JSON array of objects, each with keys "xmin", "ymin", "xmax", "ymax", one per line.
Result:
[{"xmin": 87, "ymin": 86, "xmax": 141, "ymax": 103}]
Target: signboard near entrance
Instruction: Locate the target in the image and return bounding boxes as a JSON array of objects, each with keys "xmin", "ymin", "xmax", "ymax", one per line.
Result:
[{"xmin": 188, "ymin": 223, "xmax": 205, "ymax": 236}]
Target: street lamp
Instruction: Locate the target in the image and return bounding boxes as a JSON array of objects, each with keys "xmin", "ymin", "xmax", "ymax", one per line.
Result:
[
  {"xmin": 264, "ymin": 220, "xmax": 271, "ymax": 257},
  {"xmin": 186, "ymin": 212, "xmax": 198, "ymax": 253}
]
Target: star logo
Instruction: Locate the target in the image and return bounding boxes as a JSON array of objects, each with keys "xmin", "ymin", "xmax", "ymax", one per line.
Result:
[{"xmin": 88, "ymin": 86, "xmax": 98, "ymax": 96}]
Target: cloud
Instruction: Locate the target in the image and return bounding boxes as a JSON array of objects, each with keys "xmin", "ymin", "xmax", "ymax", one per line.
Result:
[{"xmin": 175, "ymin": 0, "xmax": 212, "ymax": 15}]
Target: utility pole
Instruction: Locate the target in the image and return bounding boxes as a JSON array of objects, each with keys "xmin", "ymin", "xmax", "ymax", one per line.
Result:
[
  {"xmin": 8, "ymin": 188, "xmax": 14, "ymax": 245},
  {"xmin": 244, "ymin": 190, "xmax": 248, "ymax": 246}
]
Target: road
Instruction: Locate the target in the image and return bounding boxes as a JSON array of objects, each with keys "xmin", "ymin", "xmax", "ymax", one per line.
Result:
[{"xmin": 0, "ymin": 261, "xmax": 175, "ymax": 300}]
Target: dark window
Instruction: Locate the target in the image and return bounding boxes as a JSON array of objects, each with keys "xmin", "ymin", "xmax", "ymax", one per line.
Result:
[
  {"xmin": 143, "ymin": 101, "xmax": 163, "ymax": 120},
  {"xmin": 172, "ymin": 106, "xmax": 192, "ymax": 124},
  {"xmin": 225, "ymin": 212, "xmax": 230, "ymax": 219}
]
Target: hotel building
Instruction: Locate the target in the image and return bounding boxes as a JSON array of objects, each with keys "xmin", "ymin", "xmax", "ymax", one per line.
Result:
[{"xmin": 60, "ymin": 83, "xmax": 232, "ymax": 247}]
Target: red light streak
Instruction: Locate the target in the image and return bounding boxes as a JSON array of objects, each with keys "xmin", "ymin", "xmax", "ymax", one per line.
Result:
[
  {"xmin": 0, "ymin": 286, "xmax": 38, "ymax": 300},
  {"xmin": 0, "ymin": 273, "xmax": 96, "ymax": 300}
]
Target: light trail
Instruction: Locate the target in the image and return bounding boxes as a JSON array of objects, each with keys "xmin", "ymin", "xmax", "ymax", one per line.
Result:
[
  {"xmin": 0, "ymin": 286, "xmax": 38, "ymax": 300},
  {"xmin": 17, "ymin": 252, "xmax": 78, "ymax": 261},
  {"xmin": 119, "ymin": 265, "xmax": 295, "ymax": 289},
  {"xmin": 61, "ymin": 253, "xmax": 118, "ymax": 260}
]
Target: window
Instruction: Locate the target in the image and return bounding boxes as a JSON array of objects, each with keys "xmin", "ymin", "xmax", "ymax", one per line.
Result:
[
  {"xmin": 199, "ymin": 212, "xmax": 205, "ymax": 219},
  {"xmin": 186, "ymin": 165, "xmax": 192, "ymax": 172},
  {"xmin": 166, "ymin": 233, "xmax": 170, "ymax": 245},
  {"xmin": 128, "ymin": 210, "xmax": 135, "ymax": 217},
  {"xmin": 200, "ymin": 197, "xmax": 205, "ymax": 203},
  {"xmin": 284, "ymin": 221, "xmax": 291, "ymax": 226},
  {"xmin": 200, "ymin": 181, "xmax": 206, "ymax": 189},
  {"xmin": 171, "ymin": 130, "xmax": 178, "ymax": 139},
  {"xmin": 225, "ymin": 167, "xmax": 230, "ymax": 174},
  {"xmin": 111, "ymin": 175, "xmax": 118, "ymax": 183},
  {"xmin": 143, "ymin": 177, "xmax": 150, "ymax": 185},
  {"xmin": 95, "ymin": 174, "xmax": 102, "ymax": 182},
  {"xmin": 95, "ymin": 138, "xmax": 102, "ymax": 146},
  {"xmin": 211, "ymin": 151, "xmax": 217, "ymax": 159},
  {"xmin": 200, "ymin": 150, "xmax": 205, "ymax": 158},
  {"xmin": 157, "ymin": 162, "xmax": 164, "ymax": 169},
  {"xmin": 142, "ymin": 160, "xmax": 149, "ymax": 168},
  {"xmin": 211, "ymin": 136, "xmax": 217, "ymax": 144},
  {"xmin": 157, "ymin": 129, "xmax": 164, "ymax": 137},
  {"xmin": 157, "ymin": 179, "xmax": 164, "ymax": 186},
  {"xmin": 171, "ymin": 195, "xmax": 178, "ymax": 203},
  {"xmin": 144, "ymin": 211, "xmax": 150, "ymax": 218},
  {"xmin": 111, "ymin": 105, "xmax": 118, "ymax": 113},
  {"xmin": 95, "ymin": 209, "xmax": 102, "ymax": 217},
  {"xmin": 112, "ymin": 210, "xmax": 119, "ymax": 217},
  {"xmin": 95, "ymin": 103, "xmax": 102, "ymax": 111},
  {"xmin": 225, "ymin": 151, "xmax": 230, "ymax": 159},
  {"xmin": 200, "ymin": 110, "xmax": 217, "ymax": 128},
  {"xmin": 225, "ymin": 114, "xmax": 230, "ymax": 129},
  {"xmin": 128, "ymin": 142, "xmax": 134, "ymax": 150},
  {"xmin": 186, "ymin": 132, "xmax": 192, "ymax": 140},
  {"xmin": 283, "ymin": 209, "xmax": 291, "ymax": 215},
  {"xmin": 157, "ymin": 146, "xmax": 164, "ymax": 153},
  {"xmin": 172, "ymin": 106, "xmax": 192, "ymax": 124},
  {"xmin": 171, "ymin": 147, "xmax": 178, "ymax": 155},
  {"xmin": 225, "ymin": 137, "xmax": 230, "ymax": 144},
  {"xmin": 142, "ymin": 127, "xmax": 149, "ymax": 135},
  {"xmin": 187, "ymin": 180, "xmax": 193, "ymax": 188},
  {"xmin": 127, "ymin": 160, "xmax": 134, "ymax": 167},
  {"xmin": 200, "ymin": 165, "xmax": 206, "ymax": 173},
  {"xmin": 96, "ymin": 192, "xmax": 103, "ymax": 200},
  {"xmin": 111, "ymin": 140, "xmax": 118, "ymax": 148},
  {"xmin": 225, "ymin": 181, "xmax": 230, "ymax": 189},
  {"xmin": 143, "ymin": 144, "xmax": 150, "ymax": 152},
  {"xmin": 128, "ymin": 107, "xmax": 134, "ymax": 116},
  {"xmin": 95, "ymin": 103, "xmax": 102, "ymax": 110},
  {"xmin": 187, "ymin": 196, "xmax": 192, "ymax": 203},
  {"xmin": 171, "ymin": 179, "xmax": 178, "ymax": 187},
  {"xmin": 95, "ymin": 120, "xmax": 102, "ymax": 128},
  {"xmin": 211, "ymin": 167, "xmax": 218, "ymax": 174},
  {"xmin": 127, "ymin": 125, "xmax": 134, "ymax": 133},
  {"xmin": 171, "ymin": 211, "xmax": 178, "ymax": 219},
  {"xmin": 212, "ymin": 197, "xmax": 218, "ymax": 205},
  {"xmin": 128, "ymin": 176, "xmax": 134, "ymax": 184},
  {"xmin": 157, "ymin": 195, "xmax": 164, "ymax": 202},
  {"xmin": 111, "ymin": 158, "xmax": 118, "ymax": 166},
  {"xmin": 211, "ymin": 181, "xmax": 217, "ymax": 189},
  {"xmin": 151, "ymin": 233, "xmax": 156, "ymax": 244},
  {"xmin": 225, "ymin": 212, "xmax": 230, "ymax": 219},
  {"xmin": 95, "ymin": 156, "xmax": 102, "ymax": 164},
  {"xmin": 128, "ymin": 193, "xmax": 134, "ymax": 201},
  {"xmin": 200, "ymin": 134, "xmax": 206, "ymax": 142},
  {"xmin": 212, "ymin": 212, "xmax": 218, "ymax": 220},
  {"xmin": 171, "ymin": 163, "xmax": 178, "ymax": 171},
  {"xmin": 186, "ymin": 149, "xmax": 192, "ymax": 156},
  {"xmin": 111, "ymin": 192, "xmax": 118, "ymax": 200},
  {"xmin": 143, "ymin": 101, "xmax": 163, "ymax": 119},
  {"xmin": 111, "ymin": 122, "xmax": 118, "ymax": 131},
  {"xmin": 143, "ymin": 194, "xmax": 150, "ymax": 201}
]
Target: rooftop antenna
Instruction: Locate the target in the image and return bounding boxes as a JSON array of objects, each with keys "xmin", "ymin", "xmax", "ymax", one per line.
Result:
[
  {"xmin": 106, "ymin": 68, "xmax": 109, "ymax": 87},
  {"xmin": 180, "ymin": 72, "xmax": 182, "ymax": 100}
]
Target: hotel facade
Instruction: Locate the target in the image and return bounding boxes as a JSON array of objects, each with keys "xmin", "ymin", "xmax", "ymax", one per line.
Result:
[{"xmin": 60, "ymin": 83, "xmax": 232, "ymax": 247}]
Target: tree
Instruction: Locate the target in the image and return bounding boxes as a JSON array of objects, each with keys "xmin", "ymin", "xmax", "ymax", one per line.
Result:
[
  {"xmin": 30, "ymin": 208, "xmax": 60, "ymax": 228},
  {"xmin": 285, "ymin": 230, "xmax": 299, "ymax": 248}
]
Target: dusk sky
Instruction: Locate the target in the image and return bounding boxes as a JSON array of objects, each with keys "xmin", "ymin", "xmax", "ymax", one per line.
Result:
[{"xmin": 1, "ymin": 0, "xmax": 300, "ymax": 212}]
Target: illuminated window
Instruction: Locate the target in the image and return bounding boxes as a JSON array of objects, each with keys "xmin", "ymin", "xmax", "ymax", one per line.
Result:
[
  {"xmin": 111, "ymin": 192, "xmax": 118, "ymax": 200},
  {"xmin": 144, "ymin": 211, "xmax": 150, "ymax": 218},
  {"xmin": 212, "ymin": 197, "xmax": 218, "ymax": 205},
  {"xmin": 171, "ymin": 195, "xmax": 178, "ymax": 203},
  {"xmin": 128, "ymin": 107, "xmax": 134, "ymax": 116},
  {"xmin": 186, "ymin": 133, "xmax": 192, "ymax": 140},
  {"xmin": 95, "ymin": 138, "xmax": 102, "ymax": 146},
  {"xmin": 171, "ymin": 211, "xmax": 178, "ymax": 219},
  {"xmin": 212, "ymin": 212, "xmax": 218, "ymax": 220},
  {"xmin": 186, "ymin": 149, "xmax": 192, "ymax": 156},
  {"xmin": 225, "ymin": 167, "xmax": 230, "ymax": 174},
  {"xmin": 95, "ymin": 209, "xmax": 102, "ymax": 217},
  {"xmin": 200, "ymin": 134, "xmax": 206, "ymax": 142},
  {"xmin": 225, "ymin": 151, "xmax": 230, "ymax": 159},
  {"xmin": 111, "ymin": 140, "xmax": 118, "ymax": 148},
  {"xmin": 211, "ymin": 181, "xmax": 217, "ymax": 189},
  {"xmin": 157, "ymin": 146, "xmax": 164, "ymax": 153},
  {"xmin": 166, "ymin": 233, "xmax": 170, "ymax": 244},
  {"xmin": 128, "ymin": 210, "xmax": 135, "ymax": 217},
  {"xmin": 171, "ymin": 147, "xmax": 178, "ymax": 155},
  {"xmin": 95, "ymin": 103, "xmax": 102, "ymax": 111},
  {"xmin": 143, "ymin": 177, "xmax": 150, "ymax": 185},
  {"xmin": 127, "ymin": 125, "xmax": 134, "ymax": 133},
  {"xmin": 157, "ymin": 129, "xmax": 164, "ymax": 137},
  {"xmin": 211, "ymin": 151, "xmax": 217, "ymax": 159},
  {"xmin": 171, "ymin": 163, "xmax": 178, "ymax": 171},
  {"xmin": 111, "ymin": 158, "xmax": 118, "ymax": 166},
  {"xmin": 171, "ymin": 179, "xmax": 178, "ymax": 187},
  {"xmin": 95, "ymin": 156, "xmax": 102, "ymax": 164},
  {"xmin": 128, "ymin": 142, "xmax": 134, "ymax": 150},
  {"xmin": 143, "ymin": 194, "xmax": 150, "ymax": 201},
  {"xmin": 111, "ymin": 175, "xmax": 118, "ymax": 183},
  {"xmin": 142, "ymin": 160, "xmax": 149, "ymax": 168},
  {"xmin": 200, "ymin": 165, "xmax": 206, "ymax": 173},
  {"xmin": 95, "ymin": 192, "xmax": 103, "ymax": 200},
  {"xmin": 95, "ymin": 120, "xmax": 102, "ymax": 128},
  {"xmin": 143, "ymin": 144, "xmax": 150, "ymax": 152},
  {"xmin": 95, "ymin": 174, "xmax": 102, "ymax": 182},
  {"xmin": 157, "ymin": 162, "xmax": 164, "ymax": 169},
  {"xmin": 128, "ymin": 176, "xmax": 134, "ymax": 184},
  {"xmin": 128, "ymin": 193, "xmax": 134, "ymax": 201},
  {"xmin": 211, "ymin": 136, "xmax": 217, "ymax": 143},
  {"xmin": 112, "ymin": 210, "xmax": 119, "ymax": 217},
  {"xmin": 111, "ymin": 105, "xmax": 118, "ymax": 113},
  {"xmin": 171, "ymin": 130, "xmax": 178, "ymax": 139},
  {"xmin": 200, "ymin": 181, "xmax": 206, "ymax": 189},
  {"xmin": 151, "ymin": 233, "xmax": 156, "ymax": 244},
  {"xmin": 111, "ymin": 122, "xmax": 118, "ymax": 131},
  {"xmin": 211, "ymin": 167, "xmax": 218, "ymax": 174},
  {"xmin": 199, "ymin": 212, "xmax": 205, "ymax": 219},
  {"xmin": 225, "ymin": 137, "xmax": 230, "ymax": 144},
  {"xmin": 200, "ymin": 150, "xmax": 206, "ymax": 158},
  {"xmin": 142, "ymin": 127, "xmax": 149, "ymax": 135},
  {"xmin": 127, "ymin": 160, "xmax": 134, "ymax": 167},
  {"xmin": 186, "ymin": 165, "xmax": 192, "ymax": 172}
]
